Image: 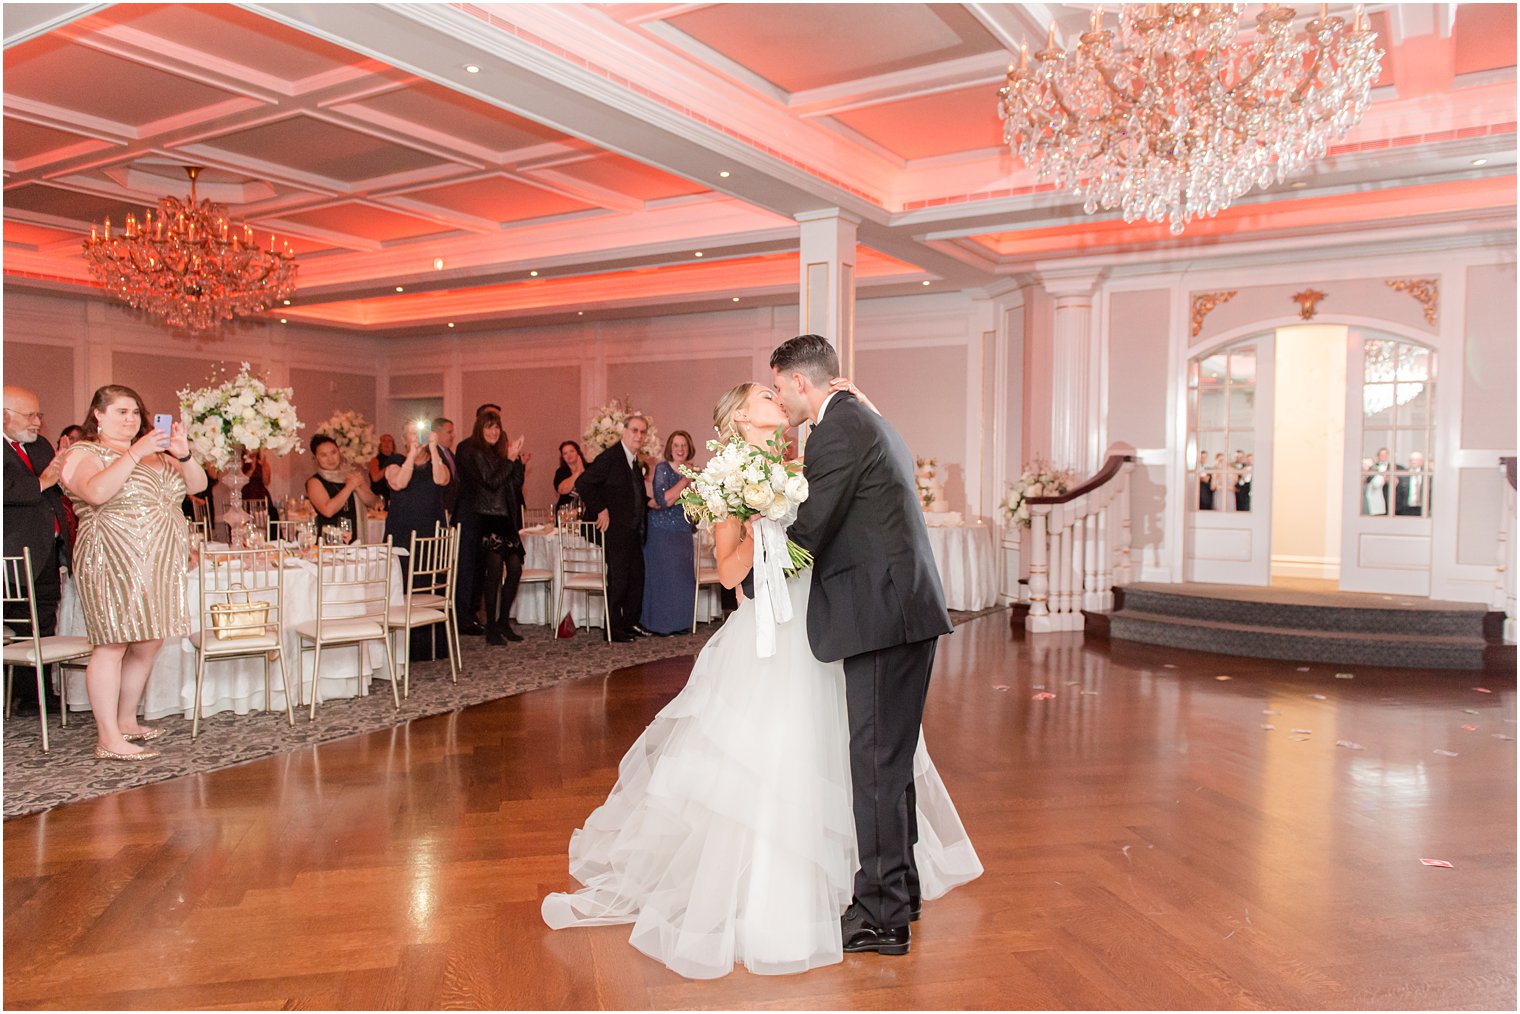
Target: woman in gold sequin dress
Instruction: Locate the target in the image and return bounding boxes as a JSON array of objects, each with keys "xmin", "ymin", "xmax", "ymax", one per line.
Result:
[{"xmin": 59, "ymin": 386, "xmax": 207, "ymax": 761}]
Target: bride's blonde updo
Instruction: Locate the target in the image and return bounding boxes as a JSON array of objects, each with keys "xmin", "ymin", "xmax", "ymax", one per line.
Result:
[{"xmin": 712, "ymin": 382, "xmax": 758, "ymax": 445}]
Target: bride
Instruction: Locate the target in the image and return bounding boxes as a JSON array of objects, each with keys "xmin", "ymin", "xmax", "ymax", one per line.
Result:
[{"xmin": 540, "ymin": 381, "xmax": 981, "ymax": 979}]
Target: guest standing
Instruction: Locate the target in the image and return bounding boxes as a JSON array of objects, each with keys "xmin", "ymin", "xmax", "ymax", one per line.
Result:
[
  {"xmin": 640, "ymin": 430, "xmax": 697, "ymax": 635},
  {"xmin": 241, "ymin": 448, "xmax": 278, "ymax": 523},
  {"xmin": 1196, "ymin": 451, "xmax": 1215, "ymax": 511},
  {"xmin": 453, "ymin": 404, "xmax": 502, "ymax": 636},
  {"xmin": 306, "ymin": 434, "xmax": 377, "ymax": 543},
  {"xmin": 1394, "ymin": 451, "xmax": 1430, "ymax": 517},
  {"xmin": 431, "ymin": 417, "xmax": 460, "ymax": 522},
  {"xmin": 574, "ymin": 415, "xmax": 650, "ymax": 642},
  {"xmin": 368, "ymin": 433, "xmax": 404, "ymax": 507},
  {"xmin": 1232, "ymin": 449, "xmax": 1252, "ymax": 512},
  {"xmin": 552, "ymin": 440, "xmax": 588, "ymax": 513},
  {"xmin": 59, "ymin": 385, "xmax": 207, "ymax": 760},
  {"xmin": 459, "ymin": 410, "xmax": 527, "ymax": 645},
  {"xmin": 387, "ymin": 425, "xmax": 453, "ymax": 658},
  {"xmin": 3, "ymin": 386, "xmax": 71, "ymax": 716},
  {"xmin": 55, "ymin": 424, "xmax": 84, "ymax": 550},
  {"xmin": 1362, "ymin": 447, "xmax": 1392, "ymax": 516}
]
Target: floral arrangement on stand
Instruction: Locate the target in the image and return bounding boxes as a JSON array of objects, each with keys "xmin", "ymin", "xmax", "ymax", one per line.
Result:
[
  {"xmin": 178, "ymin": 362, "xmax": 303, "ymax": 470},
  {"xmin": 314, "ymin": 409, "xmax": 378, "ymax": 468},
  {"xmin": 676, "ymin": 429, "xmax": 812, "ymax": 574},
  {"xmin": 1002, "ymin": 459, "xmax": 1077, "ymax": 529},
  {"xmin": 583, "ymin": 395, "xmax": 660, "ymax": 458},
  {"xmin": 914, "ymin": 456, "xmax": 944, "ymax": 511}
]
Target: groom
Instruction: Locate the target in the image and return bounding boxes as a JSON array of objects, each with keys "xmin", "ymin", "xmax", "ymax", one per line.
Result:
[{"xmin": 772, "ymin": 334, "xmax": 953, "ymax": 957}]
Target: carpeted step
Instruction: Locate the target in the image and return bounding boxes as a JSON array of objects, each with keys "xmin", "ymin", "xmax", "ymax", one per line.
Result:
[
  {"xmin": 1117, "ymin": 586, "xmax": 1486, "ymax": 638},
  {"xmin": 1109, "ymin": 609, "xmax": 1487, "ymax": 670}
]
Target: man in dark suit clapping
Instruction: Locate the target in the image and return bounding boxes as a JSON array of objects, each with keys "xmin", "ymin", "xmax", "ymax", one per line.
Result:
[
  {"xmin": 3, "ymin": 386, "xmax": 70, "ymax": 715},
  {"xmin": 574, "ymin": 414, "xmax": 650, "ymax": 642}
]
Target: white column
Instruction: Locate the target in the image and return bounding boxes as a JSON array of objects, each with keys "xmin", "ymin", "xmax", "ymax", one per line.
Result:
[
  {"xmin": 1038, "ymin": 270, "xmax": 1105, "ymax": 475},
  {"xmin": 796, "ymin": 209, "xmax": 859, "ymax": 375}
]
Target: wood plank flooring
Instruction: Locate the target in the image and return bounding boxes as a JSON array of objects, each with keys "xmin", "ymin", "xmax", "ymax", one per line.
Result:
[{"xmin": 4, "ymin": 614, "xmax": 1515, "ymax": 1009}]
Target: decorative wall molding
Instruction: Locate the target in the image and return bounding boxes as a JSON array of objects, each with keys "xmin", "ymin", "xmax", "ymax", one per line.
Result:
[
  {"xmin": 1291, "ymin": 288, "xmax": 1327, "ymax": 320},
  {"xmin": 1385, "ymin": 277, "xmax": 1440, "ymax": 324},
  {"xmin": 1190, "ymin": 290, "xmax": 1238, "ymax": 336}
]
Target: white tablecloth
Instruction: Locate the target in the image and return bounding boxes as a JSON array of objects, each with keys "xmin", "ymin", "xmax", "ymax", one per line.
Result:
[
  {"xmin": 924, "ymin": 520, "xmax": 999, "ymax": 611},
  {"xmin": 58, "ymin": 553, "xmax": 406, "ymax": 720},
  {"xmin": 509, "ymin": 529, "xmax": 721, "ymax": 630}
]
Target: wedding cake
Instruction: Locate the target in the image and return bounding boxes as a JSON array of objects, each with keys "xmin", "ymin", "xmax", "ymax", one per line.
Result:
[{"xmin": 915, "ymin": 457, "xmax": 961, "ymax": 526}]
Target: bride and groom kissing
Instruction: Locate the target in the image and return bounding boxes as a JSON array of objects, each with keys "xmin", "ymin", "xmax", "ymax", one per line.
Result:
[{"xmin": 541, "ymin": 333, "xmax": 981, "ymax": 979}]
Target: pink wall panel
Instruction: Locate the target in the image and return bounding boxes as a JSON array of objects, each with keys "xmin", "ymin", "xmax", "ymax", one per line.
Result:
[
  {"xmin": 7, "ymin": 342, "xmax": 76, "ymax": 435},
  {"xmin": 461, "ymin": 364, "xmax": 582, "ymax": 509},
  {"xmin": 1462, "ymin": 262, "xmax": 1518, "ymax": 448},
  {"xmin": 1107, "ymin": 289, "xmax": 1171, "ymax": 449}
]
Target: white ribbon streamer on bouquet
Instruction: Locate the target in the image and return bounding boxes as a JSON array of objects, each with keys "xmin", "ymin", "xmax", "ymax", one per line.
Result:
[{"xmin": 751, "ymin": 516, "xmax": 794, "ymax": 658}]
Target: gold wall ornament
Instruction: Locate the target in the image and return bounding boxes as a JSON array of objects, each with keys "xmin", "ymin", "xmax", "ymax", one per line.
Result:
[
  {"xmin": 1386, "ymin": 278, "xmax": 1439, "ymax": 325},
  {"xmin": 1190, "ymin": 291, "xmax": 1238, "ymax": 337},
  {"xmin": 1292, "ymin": 288, "xmax": 1327, "ymax": 320}
]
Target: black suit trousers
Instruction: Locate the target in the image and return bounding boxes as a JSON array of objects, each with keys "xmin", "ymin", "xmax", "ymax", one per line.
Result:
[
  {"xmin": 842, "ymin": 635, "xmax": 937, "ymax": 930},
  {"xmin": 604, "ymin": 525, "xmax": 645, "ymax": 636},
  {"xmin": 454, "ymin": 511, "xmax": 486, "ymax": 620}
]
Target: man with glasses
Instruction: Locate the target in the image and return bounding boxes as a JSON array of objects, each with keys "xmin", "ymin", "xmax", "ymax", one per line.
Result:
[
  {"xmin": 574, "ymin": 414, "xmax": 651, "ymax": 642},
  {"xmin": 3, "ymin": 387, "xmax": 70, "ymax": 715}
]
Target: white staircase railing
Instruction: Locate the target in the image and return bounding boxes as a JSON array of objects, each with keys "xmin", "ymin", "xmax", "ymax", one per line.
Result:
[
  {"xmin": 1026, "ymin": 454, "xmax": 1135, "ymax": 634},
  {"xmin": 1499, "ymin": 456, "xmax": 1516, "ymax": 645}
]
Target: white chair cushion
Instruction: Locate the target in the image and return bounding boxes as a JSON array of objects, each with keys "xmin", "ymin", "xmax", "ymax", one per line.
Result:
[
  {"xmin": 386, "ymin": 606, "xmax": 446, "ymax": 626},
  {"xmin": 293, "ymin": 618, "xmax": 387, "ymax": 642},
  {"xmin": 521, "ymin": 569, "xmax": 553, "ymax": 583},
  {"xmin": 2, "ymin": 636, "xmax": 93, "ymax": 665},
  {"xmin": 188, "ymin": 629, "xmax": 281, "ymax": 653},
  {"xmin": 563, "ymin": 575, "xmax": 604, "ymax": 591},
  {"xmin": 409, "ymin": 593, "xmax": 449, "ymax": 609}
]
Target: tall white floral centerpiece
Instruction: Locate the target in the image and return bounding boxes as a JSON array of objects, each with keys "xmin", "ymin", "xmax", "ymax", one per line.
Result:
[
  {"xmin": 314, "ymin": 409, "xmax": 378, "ymax": 467},
  {"xmin": 178, "ymin": 362, "xmax": 303, "ymax": 536},
  {"xmin": 1001, "ymin": 459, "xmax": 1076, "ymax": 529},
  {"xmin": 584, "ymin": 395, "xmax": 660, "ymax": 458}
]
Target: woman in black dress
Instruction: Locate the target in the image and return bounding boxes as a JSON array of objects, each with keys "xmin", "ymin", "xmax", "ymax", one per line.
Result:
[
  {"xmin": 368, "ymin": 433, "xmax": 404, "ymax": 507},
  {"xmin": 386, "ymin": 424, "xmax": 453, "ymax": 658},
  {"xmin": 552, "ymin": 440, "xmax": 587, "ymax": 513},
  {"xmin": 306, "ymin": 435, "xmax": 377, "ymax": 542},
  {"xmin": 460, "ymin": 409, "xmax": 527, "ymax": 645},
  {"xmin": 241, "ymin": 448, "xmax": 279, "ymax": 522}
]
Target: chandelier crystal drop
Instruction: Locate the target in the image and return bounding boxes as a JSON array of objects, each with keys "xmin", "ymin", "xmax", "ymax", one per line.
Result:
[
  {"xmin": 997, "ymin": 3, "xmax": 1383, "ymax": 235},
  {"xmin": 82, "ymin": 167, "xmax": 298, "ymax": 332}
]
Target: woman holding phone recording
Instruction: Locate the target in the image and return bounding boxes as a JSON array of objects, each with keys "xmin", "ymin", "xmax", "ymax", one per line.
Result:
[
  {"xmin": 386, "ymin": 420, "xmax": 453, "ymax": 658},
  {"xmin": 59, "ymin": 386, "xmax": 207, "ymax": 761}
]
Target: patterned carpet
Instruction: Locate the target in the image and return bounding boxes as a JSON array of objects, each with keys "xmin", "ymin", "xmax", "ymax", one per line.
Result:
[{"xmin": 3, "ymin": 604, "xmax": 1007, "ymax": 818}]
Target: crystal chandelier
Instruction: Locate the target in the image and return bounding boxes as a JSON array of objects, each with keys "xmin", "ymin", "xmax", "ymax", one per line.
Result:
[
  {"xmin": 82, "ymin": 167, "xmax": 297, "ymax": 332},
  {"xmin": 997, "ymin": 4, "xmax": 1383, "ymax": 234}
]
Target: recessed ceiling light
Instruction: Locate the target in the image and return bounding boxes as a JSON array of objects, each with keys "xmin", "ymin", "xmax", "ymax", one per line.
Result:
[
  {"xmin": 922, "ymin": 280, "xmax": 931, "ymax": 286},
  {"xmin": 465, "ymin": 64, "xmax": 480, "ymax": 74},
  {"xmin": 529, "ymin": 270, "xmax": 538, "ymax": 276},
  {"xmin": 447, "ymin": 322, "xmax": 455, "ymax": 328},
  {"xmin": 1473, "ymin": 158, "xmax": 1489, "ymax": 166},
  {"xmin": 279, "ymin": 318, "xmax": 287, "ymax": 324},
  {"xmin": 694, "ymin": 251, "xmax": 704, "ymax": 257},
  {"xmin": 282, "ymin": 299, "xmax": 290, "ymax": 305},
  {"xmin": 577, "ymin": 311, "xmax": 584, "ymax": 315},
  {"xmin": 731, "ymin": 296, "xmax": 740, "ymax": 302},
  {"xmin": 719, "ymin": 171, "xmax": 731, "ymax": 178},
  {"xmin": 395, "ymin": 286, "xmax": 404, "ymax": 292},
  {"xmin": 434, "ymin": 257, "xmax": 444, "ymax": 270}
]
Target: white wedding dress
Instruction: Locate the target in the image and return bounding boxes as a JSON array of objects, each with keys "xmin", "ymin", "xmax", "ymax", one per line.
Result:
[{"xmin": 541, "ymin": 574, "xmax": 983, "ymax": 979}]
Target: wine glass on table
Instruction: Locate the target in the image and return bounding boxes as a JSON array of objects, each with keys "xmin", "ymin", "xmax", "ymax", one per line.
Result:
[{"xmin": 338, "ymin": 517, "xmax": 353, "ymax": 545}]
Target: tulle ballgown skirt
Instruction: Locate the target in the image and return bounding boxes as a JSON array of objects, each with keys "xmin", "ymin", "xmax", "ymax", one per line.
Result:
[{"xmin": 541, "ymin": 577, "xmax": 982, "ymax": 979}]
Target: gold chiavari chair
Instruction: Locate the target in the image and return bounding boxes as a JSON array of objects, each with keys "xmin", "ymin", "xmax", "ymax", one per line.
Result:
[
  {"xmin": 295, "ymin": 541, "xmax": 398, "ymax": 718},
  {"xmin": 188, "ymin": 544, "xmax": 294, "ymax": 737},
  {"xmin": 692, "ymin": 526, "xmax": 724, "ymax": 634},
  {"xmin": 2, "ymin": 549, "xmax": 92, "ymax": 752},
  {"xmin": 389, "ymin": 525, "xmax": 458, "ymax": 698},
  {"xmin": 521, "ymin": 506, "xmax": 553, "ymax": 528},
  {"xmin": 554, "ymin": 520, "xmax": 610, "ymax": 641},
  {"xmin": 243, "ymin": 498, "xmax": 270, "ymax": 537}
]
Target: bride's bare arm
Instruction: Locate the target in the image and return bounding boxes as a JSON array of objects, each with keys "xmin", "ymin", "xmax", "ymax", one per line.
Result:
[
  {"xmin": 713, "ymin": 516, "xmax": 756, "ymax": 589},
  {"xmin": 828, "ymin": 377, "xmax": 880, "ymax": 416}
]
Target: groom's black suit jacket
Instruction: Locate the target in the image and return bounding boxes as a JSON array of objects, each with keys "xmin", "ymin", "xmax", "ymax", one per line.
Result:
[{"xmin": 788, "ymin": 392, "xmax": 952, "ymax": 663}]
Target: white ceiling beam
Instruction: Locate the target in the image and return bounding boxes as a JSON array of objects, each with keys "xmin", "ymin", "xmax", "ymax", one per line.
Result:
[
  {"xmin": 788, "ymin": 51, "xmax": 1010, "ymax": 118},
  {"xmin": 2, "ymin": 3, "xmax": 106, "ymax": 48}
]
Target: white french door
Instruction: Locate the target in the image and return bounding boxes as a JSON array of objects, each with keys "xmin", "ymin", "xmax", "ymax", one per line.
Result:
[
  {"xmin": 1339, "ymin": 331, "xmax": 1435, "ymax": 595},
  {"xmin": 1184, "ymin": 335, "xmax": 1275, "ymax": 585}
]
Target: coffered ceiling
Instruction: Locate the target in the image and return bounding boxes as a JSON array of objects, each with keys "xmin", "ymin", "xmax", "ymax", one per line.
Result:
[{"xmin": 3, "ymin": 3, "xmax": 1515, "ymax": 336}]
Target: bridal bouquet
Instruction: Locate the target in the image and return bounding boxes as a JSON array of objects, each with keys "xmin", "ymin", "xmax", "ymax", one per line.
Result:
[
  {"xmin": 178, "ymin": 362, "xmax": 303, "ymax": 470},
  {"xmin": 1001, "ymin": 459, "xmax": 1076, "ymax": 529},
  {"xmin": 676, "ymin": 430, "xmax": 813, "ymax": 575},
  {"xmin": 314, "ymin": 409, "xmax": 377, "ymax": 467},
  {"xmin": 584, "ymin": 395, "xmax": 660, "ymax": 458}
]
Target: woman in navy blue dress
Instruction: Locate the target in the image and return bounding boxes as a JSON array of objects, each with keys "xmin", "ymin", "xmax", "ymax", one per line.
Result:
[
  {"xmin": 639, "ymin": 430, "xmax": 697, "ymax": 635},
  {"xmin": 385, "ymin": 424, "xmax": 452, "ymax": 659}
]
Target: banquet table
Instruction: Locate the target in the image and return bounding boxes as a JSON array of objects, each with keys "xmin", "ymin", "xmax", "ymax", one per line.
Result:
[
  {"xmin": 923, "ymin": 518, "xmax": 999, "ymax": 611},
  {"xmin": 58, "ymin": 550, "xmax": 407, "ymax": 720},
  {"xmin": 509, "ymin": 527, "xmax": 722, "ymax": 631}
]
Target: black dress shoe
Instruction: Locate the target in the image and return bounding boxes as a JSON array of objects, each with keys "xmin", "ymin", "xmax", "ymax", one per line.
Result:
[
  {"xmin": 503, "ymin": 625, "xmax": 524, "ymax": 643},
  {"xmin": 909, "ymin": 897, "xmax": 922, "ymax": 922},
  {"xmin": 631, "ymin": 625, "xmax": 653, "ymax": 638},
  {"xmin": 610, "ymin": 632, "xmax": 636, "ymax": 643},
  {"xmin": 459, "ymin": 621, "xmax": 486, "ymax": 636},
  {"xmin": 841, "ymin": 905, "xmax": 910, "ymax": 956},
  {"xmin": 485, "ymin": 626, "xmax": 506, "ymax": 646}
]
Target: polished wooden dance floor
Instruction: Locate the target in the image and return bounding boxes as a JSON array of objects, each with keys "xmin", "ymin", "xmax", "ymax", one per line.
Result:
[{"xmin": 4, "ymin": 614, "xmax": 1515, "ymax": 1010}]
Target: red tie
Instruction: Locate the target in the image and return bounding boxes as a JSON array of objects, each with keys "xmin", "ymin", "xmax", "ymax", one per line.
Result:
[{"xmin": 12, "ymin": 441, "xmax": 60, "ymax": 536}]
